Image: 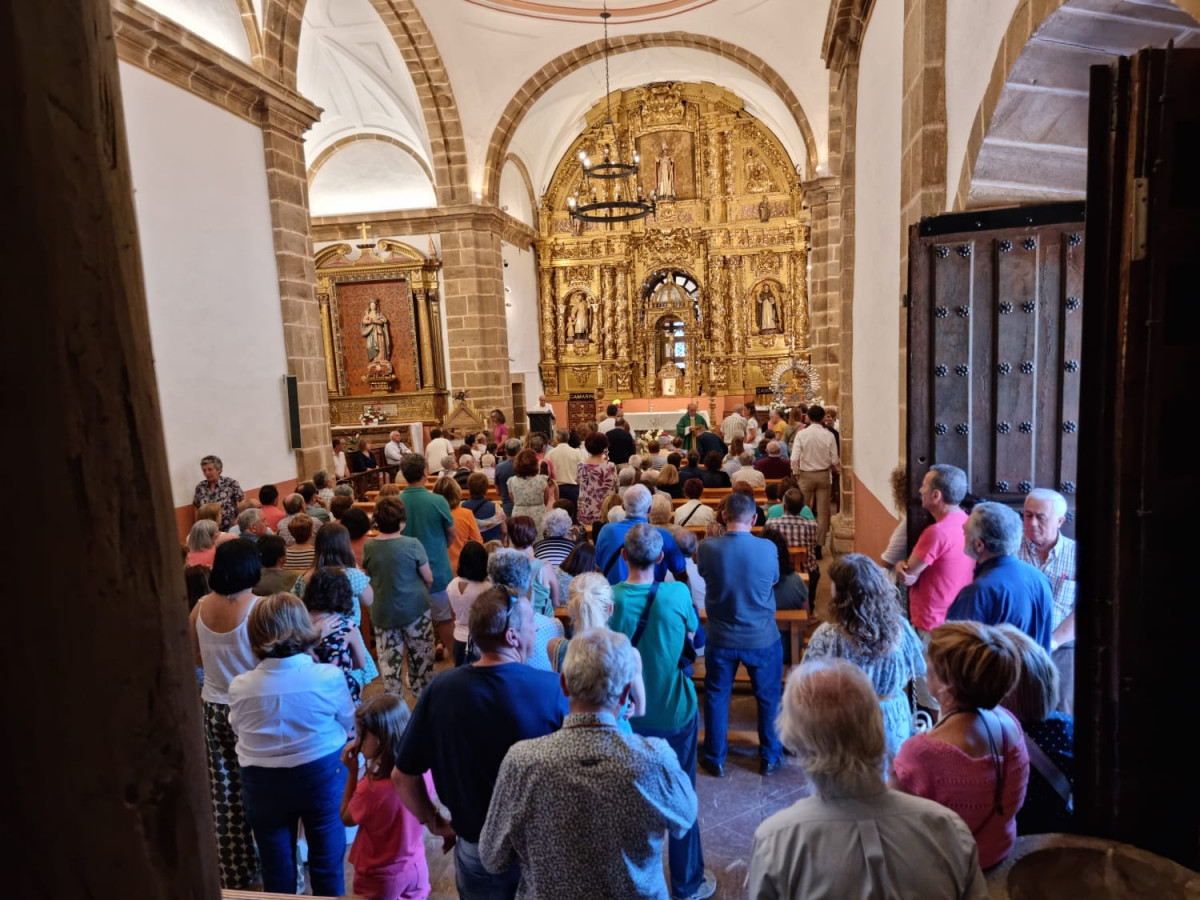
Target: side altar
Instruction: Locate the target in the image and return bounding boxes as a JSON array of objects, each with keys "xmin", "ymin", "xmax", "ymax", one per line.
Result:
[{"xmin": 315, "ymin": 237, "xmax": 449, "ymax": 431}]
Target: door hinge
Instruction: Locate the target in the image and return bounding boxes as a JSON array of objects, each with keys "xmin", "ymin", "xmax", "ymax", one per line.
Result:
[{"xmin": 1132, "ymin": 177, "xmax": 1149, "ymax": 261}]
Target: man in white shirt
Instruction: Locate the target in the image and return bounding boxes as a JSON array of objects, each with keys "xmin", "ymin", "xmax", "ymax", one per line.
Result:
[
  {"xmin": 384, "ymin": 430, "xmax": 410, "ymax": 466},
  {"xmin": 790, "ymin": 405, "xmax": 839, "ymax": 557},
  {"xmin": 332, "ymin": 437, "xmax": 347, "ymax": 479},
  {"xmin": 546, "ymin": 428, "xmax": 581, "ymax": 505},
  {"xmin": 425, "ymin": 427, "xmax": 454, "ymax": 475},
  {"xmin": 597, "ymin": 404, "xmax": 619, "ymax": 434},
  {"xmin": 720, "ymin": 405, "xmax": 748, "ymax": 444}
]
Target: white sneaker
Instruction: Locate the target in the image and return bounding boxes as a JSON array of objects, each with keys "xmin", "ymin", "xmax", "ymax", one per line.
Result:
[{"xmin": 675, "ymin": 869, "xmax": 717, "ymax": 900}]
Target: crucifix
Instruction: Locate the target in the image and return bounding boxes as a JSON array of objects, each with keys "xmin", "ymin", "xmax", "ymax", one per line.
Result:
[{"xmin": 357, "ymin": 223, "xmax": 371, "ymax": 242}]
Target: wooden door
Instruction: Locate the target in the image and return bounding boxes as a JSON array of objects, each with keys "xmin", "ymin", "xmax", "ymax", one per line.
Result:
[
  {"xmin": 1076, "ymin": 48, "xmax": 1200, "ymax": 869},
  {"xmin": 907, "ymin": 204, "xmax": 1085, "ymax": 540}
]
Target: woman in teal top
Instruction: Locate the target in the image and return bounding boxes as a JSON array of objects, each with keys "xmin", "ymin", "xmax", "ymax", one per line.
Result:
[
  {"xmin": 548, "ymin": 572, "xmax": 645, "ymax": 734},
  {"xmin": 361, "ymin": 496, "xmax": 435, "ymax": 699}
]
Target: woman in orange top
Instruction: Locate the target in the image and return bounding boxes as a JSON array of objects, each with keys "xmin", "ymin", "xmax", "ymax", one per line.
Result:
[{"xmin": 432, "ymin": 476, "xmax": 482, "ymax": 573}]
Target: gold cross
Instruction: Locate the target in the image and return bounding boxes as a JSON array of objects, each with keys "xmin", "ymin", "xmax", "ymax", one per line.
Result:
[{"xmin": 357, "ymin": 223, "xmax": 370, "ymax": 242}]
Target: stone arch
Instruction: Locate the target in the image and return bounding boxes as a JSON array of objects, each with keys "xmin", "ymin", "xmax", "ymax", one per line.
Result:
[
  {"xmin": 307, "ymin": 133, "xmax": 435, "ymax": 185},
  {"xmin": 233, "ymin": 0, "xmax": 263, "ymax": 65},
  {"xmin": 267, "ymin": 0, "xmax": 469, "ymax": 205},
  {"xmin": 955, "ymin": 0, "xmax": 1200, "ymax": 209},
  {"xmin": 365, "ymin": 0, "xmax": 470, "ymax": 206},
  {"xmin": 260, "ymin": 0, "xmax": 305, "ymax": 86},
  {"xmin": 481, "ymin": 33, "xmax": 820, "ymax": 204}
]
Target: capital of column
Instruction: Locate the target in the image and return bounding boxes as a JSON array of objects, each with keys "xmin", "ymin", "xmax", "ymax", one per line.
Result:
[{"xmin": 801, "ymin": 175, "xmax": 841, "ymax": 213}]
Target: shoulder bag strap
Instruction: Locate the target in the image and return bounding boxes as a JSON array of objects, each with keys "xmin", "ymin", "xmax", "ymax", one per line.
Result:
[
  {"xmin": 603, "ymin": 547, "xmax": 623, "ymax": 577},
  {"xmin": 1024, "ymin": 733, "xmax": 1073, "ymax": 808},
  {"xmin": 630, "ymin": 583, "xmax": 661, "ymax": 648},
  {"xmin": 680, "ymin": 502, "xmax": 701, "ymax": 526}
]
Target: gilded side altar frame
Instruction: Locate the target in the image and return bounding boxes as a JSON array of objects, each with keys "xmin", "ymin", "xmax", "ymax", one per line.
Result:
[{"xmin": 315, "ymin": 240, "xmax": 448, "ymax": 426}]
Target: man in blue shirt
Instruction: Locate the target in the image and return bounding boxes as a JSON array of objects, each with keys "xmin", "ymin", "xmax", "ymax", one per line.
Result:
[
  {"xmin": 594, "ymin": 485, "xmax": 690, "ymax": 585},
  {"xmin": 947, "ymin": 501, "xmax": 1053, "ymax": 651},
  {"xmin": 494, "ymin": 437, "xmax": 521, "ymax": 518},
  {"xmin": 395, "ymin": 587, "xmax": 568, "ymax": 900},
  {"xmin": 698, "ymin": 491, "xmax": 782, "ymax": 777}
]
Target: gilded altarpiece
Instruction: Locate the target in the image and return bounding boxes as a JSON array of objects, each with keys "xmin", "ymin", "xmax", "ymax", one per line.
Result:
[
  {"xmin": 316, "ymin": 240, "xmax": 448, "ymax": 428},
  {"xmin": 537, "ymin": 82, "xmax": 810, "ymax": 400}
]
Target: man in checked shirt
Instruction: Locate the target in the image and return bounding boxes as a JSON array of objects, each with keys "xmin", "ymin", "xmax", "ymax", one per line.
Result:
[{"xmin": 1018, "ymin": 488, "xmax": 1077, "ymax": 713}]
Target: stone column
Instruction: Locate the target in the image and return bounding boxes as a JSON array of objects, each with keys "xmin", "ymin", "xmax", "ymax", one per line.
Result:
[
  {"xmin": 440, "ymin": 214, "xmax": 512, "ymax": 415},
  {"xmin": 3, "ymin": 0, "xmax": 220, "ymax": 894},
  {"xmin": 802, "ymin": 176, "xmax": 842, "ymax": 404},
  {"xmin": 260, "ymin": 97, "xmax": 333, "ymax": 478}
]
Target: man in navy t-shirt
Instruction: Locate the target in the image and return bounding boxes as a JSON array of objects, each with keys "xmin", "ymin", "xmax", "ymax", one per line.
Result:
[
  {"xmin": 947, "ymin": 501, "xmax": 1053, "ymax": 650},
  {"xmin": 394, "ymin": 586, "xmax": 567, "ymax": 899}
]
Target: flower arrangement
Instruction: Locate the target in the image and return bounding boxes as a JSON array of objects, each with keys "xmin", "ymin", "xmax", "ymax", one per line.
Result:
[
  {"xmin": 360, "ymin": 404, "xmax": 387, "ymax": 426},
  {"xmin": 637, "ymin": 427, "xmax": 672, "ymax": 456}
]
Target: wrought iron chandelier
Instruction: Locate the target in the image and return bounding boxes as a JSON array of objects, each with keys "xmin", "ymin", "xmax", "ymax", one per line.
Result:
[{"xmin": 567, "ymin": 2, "xmax": 656, "ymax": 223}]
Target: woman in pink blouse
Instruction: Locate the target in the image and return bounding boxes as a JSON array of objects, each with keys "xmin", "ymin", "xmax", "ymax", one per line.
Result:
[
  {"xmin": 490, "ymin": 408, "xmax": 509, "ymax": 446},
  {"xmin": 890, "ymin": 621, "xmax": 1029, "ymax": 868}
]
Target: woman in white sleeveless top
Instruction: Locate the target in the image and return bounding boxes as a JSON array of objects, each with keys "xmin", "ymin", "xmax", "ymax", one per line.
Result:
[{"xmin": 189, "ymin": 539, "xmax": 263, "ymax": 889}]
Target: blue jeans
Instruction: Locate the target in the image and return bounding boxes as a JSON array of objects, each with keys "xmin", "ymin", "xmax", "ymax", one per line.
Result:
[
  {"xmin": 703, "ymin": 640, "xmax": 783, "ymax": 768},
  {"xmin": 455, "ymin": 837, "xmax": 520, "ymax": 900},
  {"xmin": 635, "ymin": 713, "xmax": 705, "ymax": 899},
  {"xmin": 240, "ymin": 750, "xmax": 346, "ymax": 896}
]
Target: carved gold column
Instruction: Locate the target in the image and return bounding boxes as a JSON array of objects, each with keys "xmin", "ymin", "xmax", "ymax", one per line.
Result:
[
  {"xmin": 318, "ymin": 286, "xmax": 337, "ymax": 394},
  {"xmin": 601, "ymin": 265, "xmax": 615, "ymax": 360},
  {"xmin": 539, "ymin": 264, "xmax": 556, "ymax": 363},
  {"xmin": 413, "ymin": 286, "xmax": 437, "ymax": 389},
  {"xmin": 729, "ymin": 254, "xmax": 745, "ymax": 356},
  {"xmin": 615, "ymin": 263, "xmax": 630, "ymax": 360}
]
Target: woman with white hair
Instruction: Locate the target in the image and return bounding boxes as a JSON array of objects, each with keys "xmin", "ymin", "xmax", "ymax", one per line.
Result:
[
  {"xmin": 186, "ymin": 518, "xmax": 220, "ymax": 567},
  {"xmin": 750, "ymin": 660, "xmax": 985, "ymax": 898},
  {"xmin": 546, "ymin": 573, "xmax": 646, "ymax": 733},
  {"xmin": 533, "ymin": 508, "xmax": 576, "ymax": 567}
]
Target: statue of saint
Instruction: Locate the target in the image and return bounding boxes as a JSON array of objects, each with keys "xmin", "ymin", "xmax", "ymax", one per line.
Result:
[
  {"xmin": 361, "ymin": 298, "xmax": 391, "ymax": 366},
  {"xmin": 759, "ymin": 284, "xmax": 779, "ymax": 333},
  {"xmin": 569, "ymin": 294, "xmax": 591, "ymax": 340},
  {"xmin": 655, "ymin": 143, "xmax": 676, "ymax": 199}
]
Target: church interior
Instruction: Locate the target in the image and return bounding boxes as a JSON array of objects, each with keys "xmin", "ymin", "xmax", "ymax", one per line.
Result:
[{"xmin": 8, "ymin": 0, "xmax": 1200, "ymax": 896}]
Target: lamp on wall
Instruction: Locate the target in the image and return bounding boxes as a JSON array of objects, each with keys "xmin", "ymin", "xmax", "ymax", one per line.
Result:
[{"xmin": 566, "ymin": 1, "xmax": 655, "ymax": 224}]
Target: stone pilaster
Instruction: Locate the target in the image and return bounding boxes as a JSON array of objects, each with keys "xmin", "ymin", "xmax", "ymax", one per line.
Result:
[
  {"xmin": 440, "ymin": 216, "xmax": 513, "ymax": 416},
  {"xmin": 260, "ymin": 97, "xmax": 333, "ymax": 478},
  {"xmin": 900, "ymin": 0, "xmax": 948, "ymax": 454},
  {"xmin": 801, "ymin": 176, "xmax": 842, "ymax": 405}
]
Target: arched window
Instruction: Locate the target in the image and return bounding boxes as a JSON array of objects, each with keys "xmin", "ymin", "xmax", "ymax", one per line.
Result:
[{"xmin": 656, "ymin": 316, "xmax": 687, "ymax": 377}]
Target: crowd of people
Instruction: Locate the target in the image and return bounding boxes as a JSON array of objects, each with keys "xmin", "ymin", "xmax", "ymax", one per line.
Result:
[{"xmin": 183, "ymin": 401, "xmax": 1076, "ymax": 899}]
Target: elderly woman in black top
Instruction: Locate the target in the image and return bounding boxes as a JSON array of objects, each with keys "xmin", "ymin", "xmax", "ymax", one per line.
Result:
[{"xmin": 699, "ymin": 451, "xmax": 732, "ymax": 488}]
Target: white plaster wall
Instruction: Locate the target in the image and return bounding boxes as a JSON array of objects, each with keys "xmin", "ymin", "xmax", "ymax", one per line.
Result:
[
  {"xmin": 851, "ymin": 0, "xmax": 903, "ymax": 504},
  {"xmin": 120, "ymin": 63, "xmax": 297, "ymax": 508},
  {"xmin": 499, "ymin": 160, "xmax": 536, "ymax": 228},
  {"xmin": 945, "ymin": 0, "xmax": 1020, "ymax": 205},
  {"xmin": 502, "ymin": 244, "xmax": 543, "ymax": 413},
  {"xmin": 140, "ymin": 0, "xmax": 252, "ymax": 62}
]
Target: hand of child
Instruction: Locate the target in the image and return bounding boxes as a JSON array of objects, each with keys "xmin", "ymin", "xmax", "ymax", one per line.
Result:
[{"xmin": 340, "ymin": 739, "xmax": 359, "ymax": 770}]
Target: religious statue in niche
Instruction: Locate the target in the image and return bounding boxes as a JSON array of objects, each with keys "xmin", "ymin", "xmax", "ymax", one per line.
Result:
[
  {"xmin": 759, "ymin": 195, "xmax": 771, "ymax": 223},
  {"xmin": 361, "ymin": 298, "xmax": 394, "ymax": 374},
  {"xmin": 655, "ymin": 144, "xmax": 677, "ymax": 199},
  {"xmin": 757, "ymin": 283, "xmax": 781, "ymax": 334},
  {"xmin": 567, "ymin": 293, "xmax": 593, "ymax": 343}
]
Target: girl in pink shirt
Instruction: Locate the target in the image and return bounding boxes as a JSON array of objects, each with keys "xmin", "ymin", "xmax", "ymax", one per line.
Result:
[{"xmin": 340, "ymin": 695, "xmax": 432, "ymax": 899}]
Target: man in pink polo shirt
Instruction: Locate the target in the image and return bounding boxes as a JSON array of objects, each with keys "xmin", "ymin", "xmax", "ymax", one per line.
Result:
[{"xmin": 896, "ymin": 463, "xmax": 975, "ymax": 633}]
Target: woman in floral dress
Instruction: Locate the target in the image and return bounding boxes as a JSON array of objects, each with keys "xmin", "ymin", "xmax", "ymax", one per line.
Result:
[{"xmin": 576, "ymin": 431, "xmax": 616, "ymax": 527}]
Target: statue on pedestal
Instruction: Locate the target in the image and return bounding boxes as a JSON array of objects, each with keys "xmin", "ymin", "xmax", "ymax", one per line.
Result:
[{"xmin": 361, "ymin": 298, "xmax": 394, "ymax": 374}]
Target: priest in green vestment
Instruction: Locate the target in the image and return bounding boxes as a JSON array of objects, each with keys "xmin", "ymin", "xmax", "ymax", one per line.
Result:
[{"xmin": 675, "ymin": 401, "xmax": 708, "ymax": 452}]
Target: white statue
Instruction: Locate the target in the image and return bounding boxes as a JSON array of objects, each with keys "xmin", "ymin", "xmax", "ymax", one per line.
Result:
[
  {"xmin": 759, "ymin": 285, "xmax": 779, "ymax": 332},
  {"xmin": 655, "ymin": 143, "xmax": 676, "ymax": 199}
]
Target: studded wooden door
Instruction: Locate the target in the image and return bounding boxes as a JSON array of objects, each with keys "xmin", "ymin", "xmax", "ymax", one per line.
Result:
[{"xmin": 906, "ymin": 204, "xmax": 1086, "ymax": 538}]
